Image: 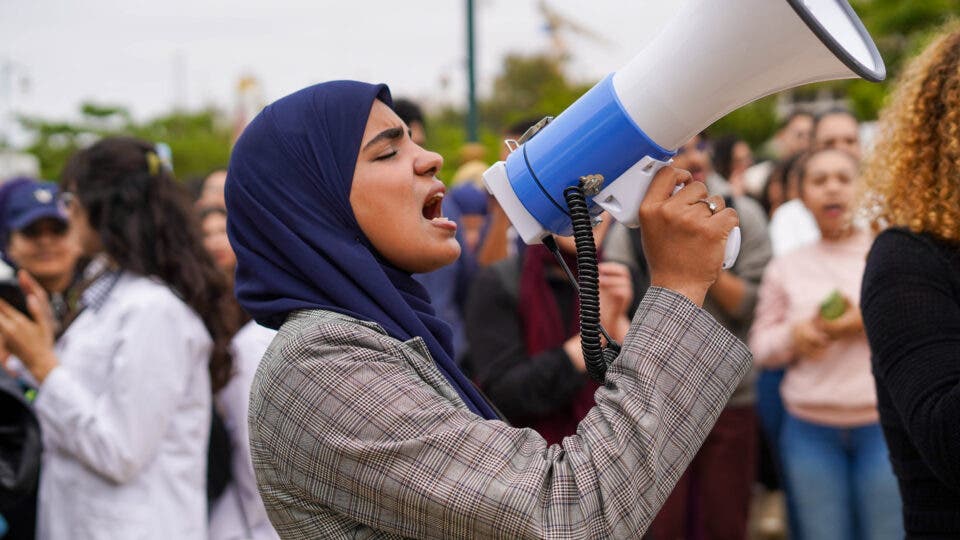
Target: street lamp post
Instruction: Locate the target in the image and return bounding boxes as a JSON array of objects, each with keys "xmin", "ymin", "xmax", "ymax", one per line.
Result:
[{"xmin": 466, "ymin": 0, "xmax": 478, "ymax": 142}]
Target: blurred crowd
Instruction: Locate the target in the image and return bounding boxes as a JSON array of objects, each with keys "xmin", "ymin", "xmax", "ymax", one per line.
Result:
[{"xmin": 1, "ymin": 25, "xmax": 959, "ymax": 540}]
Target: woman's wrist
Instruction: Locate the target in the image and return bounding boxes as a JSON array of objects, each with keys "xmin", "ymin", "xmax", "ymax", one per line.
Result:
[
  {"xmin": 649, "ymin": 279, "xmax": 708, "ymax": 307},
  {"xmin": 607, "ymin": 315, "xmax": 631, "ymax": 343},
  {"xmin": 29, "ymin": 351, "xmax": 59, "ymax": 384},
  {"xmin": 563, "ymin": 335, "xmax": 586, "ymax": 373}
]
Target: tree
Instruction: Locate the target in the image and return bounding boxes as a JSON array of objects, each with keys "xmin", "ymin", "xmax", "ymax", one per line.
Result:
[
  {"xmin": 707, "ymin": 97, "xmax": 780, "ymax": 151},
  {"xmin": 17, "ymin": 103, "xmax": 232, "ymax": 181},
  {"xmin": 481, "ymin": 54, "xmax": 591, "ymax": 130},
  {"xmin": 426, "ymin": 53, "xmax": 594, "ymax": 183},
  {"xmin": 846, "ymin": 0, "xmax": 960, "ymax": 118}
]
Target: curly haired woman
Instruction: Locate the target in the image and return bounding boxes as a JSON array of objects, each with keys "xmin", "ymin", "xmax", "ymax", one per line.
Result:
[{"xmin": 859, "ymin": 23, "xmax": 960, "ymax": 538}]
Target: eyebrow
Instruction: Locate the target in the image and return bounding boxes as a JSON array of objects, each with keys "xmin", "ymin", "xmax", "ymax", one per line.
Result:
[{"xmin": 362, "ymin": 126, "xmax": 404, "ymax": 152}]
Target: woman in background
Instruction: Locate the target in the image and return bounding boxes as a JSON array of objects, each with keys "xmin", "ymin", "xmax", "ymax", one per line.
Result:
[
  {"xmin": 712, "ymin": 133, "xmax": 754, "ymax": 197},
  {"xmin": 0, "ymin": 137, "xmax": 235, "ymax": 539},
  {"xmin": 199, "ymin": 202, "xmax": 279, "ymax": 540},
  {"xmin": 749, "ymin": 147, "xmax": 902, "ymax": 540},
  {"xmin": 859, "ymin": 23, "xmax": 960, "ymax": 538},
  {"xmin": 0, "ymin": 178, "xmax": 82, "ymax": 326}
]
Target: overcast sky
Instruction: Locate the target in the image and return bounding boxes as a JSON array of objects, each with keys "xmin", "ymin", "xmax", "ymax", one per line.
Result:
[{"xmin": 1, "ymin": 0, "xmax": 679, "ymax": 138}]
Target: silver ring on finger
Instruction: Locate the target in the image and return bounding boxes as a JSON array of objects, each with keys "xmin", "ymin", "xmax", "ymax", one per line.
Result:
[{"xmin": 695, "ymin": 198, "xmax": 720, "ymax": 215}]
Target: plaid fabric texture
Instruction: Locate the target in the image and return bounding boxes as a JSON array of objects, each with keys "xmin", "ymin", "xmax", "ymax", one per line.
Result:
[
  {"xmin": 77, "ymin": 255, "xmax": 122, "ymax": 312},
  {"xmin": 248, "ymin": 287, "xmax": 751, "ymax": 539}
]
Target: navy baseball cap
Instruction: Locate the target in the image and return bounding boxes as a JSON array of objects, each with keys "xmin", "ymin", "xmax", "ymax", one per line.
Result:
[{"xmin": 0, "ymin": 177, "xmax": 68, "ymax": 241}]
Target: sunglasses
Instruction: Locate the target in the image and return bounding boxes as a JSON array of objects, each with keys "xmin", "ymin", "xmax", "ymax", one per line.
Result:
[{"xmin": 18, "ymin": 219, "xmax": 69, "ymax": 239}]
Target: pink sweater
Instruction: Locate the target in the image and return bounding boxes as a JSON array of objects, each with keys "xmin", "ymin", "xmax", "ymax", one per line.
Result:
[{"xmin": 749, "ymin": 230, "xmax": 878, "ymax": 427}]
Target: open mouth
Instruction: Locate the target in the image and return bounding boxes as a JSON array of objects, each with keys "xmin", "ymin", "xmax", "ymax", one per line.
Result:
[
  {"xmin": 422, "ymin": 192, "xmax": 444, "ymax": 220},
  {"xmin": 823, "ymin": 203, "xmax": 846, "ymax": 215}
]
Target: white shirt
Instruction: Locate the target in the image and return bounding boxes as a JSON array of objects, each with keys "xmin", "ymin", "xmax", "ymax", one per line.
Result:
[
  {"xmin": 768, "ymin": 199, "xmax": 821, "ymax": 257},
  {"xmin": 34, "ymin": 273, "xmax": 212, "ymax": 540},
  {"xmin": 209, "ymin": 320, "xmax": 279, "ymax": 540}
]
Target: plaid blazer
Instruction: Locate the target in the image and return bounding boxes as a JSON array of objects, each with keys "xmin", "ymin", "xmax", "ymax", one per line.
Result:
[{"xmin": 248, "ymin": 287, "xmax": 751, "ymax": 539}]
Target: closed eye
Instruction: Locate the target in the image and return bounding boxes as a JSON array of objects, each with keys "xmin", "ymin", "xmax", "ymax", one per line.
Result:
[{"xmin": 374, "ymin": 150, "xmax": 398, "ymax": 161}]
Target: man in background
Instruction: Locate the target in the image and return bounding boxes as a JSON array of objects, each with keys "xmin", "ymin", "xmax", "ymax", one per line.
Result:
[
  {"xmin": 743, "ymin": 110, "xmax": 814, "ymax": 198},
  {"xmin": 768, "ymin": 108, "xmax": 861, "ymax": 256}
]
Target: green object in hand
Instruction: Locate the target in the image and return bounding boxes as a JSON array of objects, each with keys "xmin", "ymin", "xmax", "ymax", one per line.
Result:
[{"xmin": 820, "ymin": 290, "xmax": 847, "ymax": 321}]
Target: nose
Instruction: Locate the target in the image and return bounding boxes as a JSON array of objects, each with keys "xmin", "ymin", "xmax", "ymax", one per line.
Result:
[
  {"xmin": 825, "ymin": 176, "xmax": 844, "ymax": 192},
  {"xmin": 414, "ymin": 148, "xmax": 443, "ymax": 178}
]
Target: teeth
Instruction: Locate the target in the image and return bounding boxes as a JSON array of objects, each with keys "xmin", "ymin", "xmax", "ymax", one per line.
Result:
[{"xmin": 423, "ymin": 192, "xmax": 445, "ymax": 221}]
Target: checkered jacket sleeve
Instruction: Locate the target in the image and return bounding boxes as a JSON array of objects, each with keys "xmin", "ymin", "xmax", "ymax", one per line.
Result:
[{"xmin": 248, "ymin": 287, "xmax": 751, "ymax": 539}]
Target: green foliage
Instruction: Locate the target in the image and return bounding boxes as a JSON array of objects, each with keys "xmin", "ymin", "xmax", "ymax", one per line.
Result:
[
  {"xmin": 847, "ymin": 0, "xmax": 959, "ymax": 118},
  {"xmin": 128, "ymin": 110, "xmax": 232, "ymax": 180},
  {"xmin": 706, "ymin": 96, "xmax": 779, "ymax": 150},
  {"xmin": 481, "ymin": 54, "xmax": 591, "ymax": 130},
  {"xmin": 845, "ymin": 79, "xmax": 890, "ymax": 121},
  {"xmin": 79, "ymin": 103, "xmax": 130, "ymax": 121},
  {"xmin": 18, "ymin": 103, "xmax": 232, "ymax": 181},
  {"xmin": 425, "ymin": 106, "xmax": 508, "ymax": 183},
  {"xmin": 427, "ymin": 53, "xmax": 592, "ymax": 182},
  {"xmin": 426, "ymin": 107, "xmax": 471, "ymax": 182}
]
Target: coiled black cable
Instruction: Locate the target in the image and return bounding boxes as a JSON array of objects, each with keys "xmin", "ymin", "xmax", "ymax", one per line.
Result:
[{"xmin": 548, "ymin": 182, "xmax": 621, "ymax": 384}]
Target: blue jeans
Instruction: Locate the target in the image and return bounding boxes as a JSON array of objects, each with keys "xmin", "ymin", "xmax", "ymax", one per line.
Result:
[
  {"xmin": 780, "ymin": 414, "xmax": 903, "ymax": 540},
  {"xmin": 756, "ymin": 369, "xmax": 786, "ymax": 442},
  {"xmin": 756, "ymin": 369, "xmax": 801, "ymax": 539}
]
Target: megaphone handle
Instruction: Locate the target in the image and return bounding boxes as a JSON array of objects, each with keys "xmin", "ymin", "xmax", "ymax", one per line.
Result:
[{"xmin": 723, "ymin": 226, "xmax": 741, "ymax": 270}]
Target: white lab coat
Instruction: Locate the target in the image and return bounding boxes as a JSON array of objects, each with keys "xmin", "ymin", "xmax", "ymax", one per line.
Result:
[
  {"xmin": 34, "ymin": 273, "xmax": 212, "ymax": 540},
  {"xmin": 209, "ymin": 320, "xmax": 279, "ymax": 540}
]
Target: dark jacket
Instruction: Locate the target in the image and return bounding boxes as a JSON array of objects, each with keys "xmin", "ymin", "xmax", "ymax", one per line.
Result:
[{"xmin": 0, "ymin": 370, "xmax": 41, "ymax": 514}]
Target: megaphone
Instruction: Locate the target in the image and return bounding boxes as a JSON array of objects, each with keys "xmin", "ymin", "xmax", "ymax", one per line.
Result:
[{"xmin": 483, "ymin": 0, "xmax": 885, "ymax": 269}]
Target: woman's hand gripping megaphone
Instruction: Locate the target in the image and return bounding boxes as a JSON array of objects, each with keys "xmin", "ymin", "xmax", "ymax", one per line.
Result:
[{"xmin": 638, "ymin": 166, "xmax": 740, "ymax": 307}]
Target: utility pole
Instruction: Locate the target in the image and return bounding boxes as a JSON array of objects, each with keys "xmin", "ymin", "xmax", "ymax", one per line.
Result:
[{"xmin": 465, "ymin": 0, "xmax": 478, "ymax": 142}]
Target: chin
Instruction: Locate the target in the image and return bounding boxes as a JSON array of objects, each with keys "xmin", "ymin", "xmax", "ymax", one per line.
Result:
[
  {"xmin": 428, "ymin": 245, "xmax": 462, "ymax": 272},
  {"xmin": 408, "ymin": 240, "xmax": 461, "ymax": 274},
  {"xmin": 29, "ymin": 262, "xmax": 67, "ymax": 277}
]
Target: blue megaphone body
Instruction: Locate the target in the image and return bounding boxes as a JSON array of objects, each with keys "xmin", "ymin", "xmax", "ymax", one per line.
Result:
[{"xmin": 483, "ymin": 0, "xmax": 885, "ymax": 269}]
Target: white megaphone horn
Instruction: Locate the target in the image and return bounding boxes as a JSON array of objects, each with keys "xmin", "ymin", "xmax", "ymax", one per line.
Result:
[{"xmin": 483, "ymin": 0, "xmax": 885, "ymax": 269}]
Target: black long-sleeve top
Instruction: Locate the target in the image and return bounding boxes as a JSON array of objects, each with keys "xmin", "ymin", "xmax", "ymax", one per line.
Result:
[
  {"xmin": 860, "ymin": 228, "xmax": 960, "ymax": 537},
  {"xmin": 463, "ymin": 258, "xmax": 585, "ymax": 426}
]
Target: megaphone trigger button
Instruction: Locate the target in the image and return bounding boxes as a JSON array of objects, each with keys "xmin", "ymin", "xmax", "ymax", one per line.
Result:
[{"xmin": 579, "ymin": 174, "xmax": 605, "ymax": 196}]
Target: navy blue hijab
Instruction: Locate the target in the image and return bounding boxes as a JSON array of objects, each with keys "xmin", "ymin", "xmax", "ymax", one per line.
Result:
[{"xmin": 225, "ymin": 80, "xmax": 497, "ymax": 420}]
